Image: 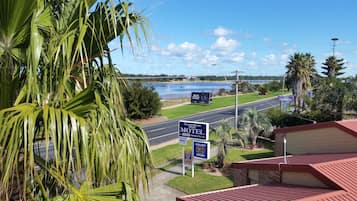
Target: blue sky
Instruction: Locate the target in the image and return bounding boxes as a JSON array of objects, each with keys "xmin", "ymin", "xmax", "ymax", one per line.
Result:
[{"xmin": 109, "ymin": 0, "xmax": 357, "ymax": 76}]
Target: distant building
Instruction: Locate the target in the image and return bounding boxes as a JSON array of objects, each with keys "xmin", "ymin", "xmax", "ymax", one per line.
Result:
[{"xmin": 177, "ymin": 119, "xmax": 357, "ymax": 201}]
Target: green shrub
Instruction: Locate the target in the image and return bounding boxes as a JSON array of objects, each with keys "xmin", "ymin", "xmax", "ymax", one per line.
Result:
[
  {"xmin": 266, "ymin": 108, "xmax": 310, "ymax": 129},
  {"xmin": 266, "ymin": 81, "xmax": 282, "ymax": 92},
  {"xmin": 123, "ymin": 81, "xmax": 161, "ymax": 119},
  {"xmin": 258, "ymin": 86, "xmax": 268, "ymax": 95}
]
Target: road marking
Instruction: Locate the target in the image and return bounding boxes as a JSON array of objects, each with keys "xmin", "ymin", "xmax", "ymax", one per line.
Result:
[
  {"xmin": 149, "ymin": 132, "xmax": 177, "ymax": 140},
  {"xmin": 147, "ymin": 127, "xmax": 167, "ymax": 133},
  {"xmin": 194, "ymin": 118, "xmax": 205, "ymax": 122}
]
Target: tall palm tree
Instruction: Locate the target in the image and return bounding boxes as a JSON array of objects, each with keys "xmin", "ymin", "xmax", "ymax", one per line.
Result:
[
  {"xmin": 321, "ymin": 56, "xmax": 346, "ymax": 78},
  {"xmin": 240, "ymin": 109, "xmax": 272, "ymax": 148},
  {"xmin": 0, "ymin": 0, "xmax": 151, "ymax": 200},
  {"xmin": 286, "ymin": 53, "xmax": 316, "ymax": 112}
]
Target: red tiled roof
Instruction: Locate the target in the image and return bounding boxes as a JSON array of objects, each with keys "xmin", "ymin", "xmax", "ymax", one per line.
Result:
[
  {"xmin": 273, "ymin": 119, "xmax": 357, "ymax": 138},
  {"xmin": 177, "ymin": 184, "xmax": 340, "ymax": 201},
  {"xmin": 312, "ymin": 157, "xmax": 357, "ymax": 200},
  {"xmin": 179, "ymin": 154, "xmax": 357, "ymax": 201}
]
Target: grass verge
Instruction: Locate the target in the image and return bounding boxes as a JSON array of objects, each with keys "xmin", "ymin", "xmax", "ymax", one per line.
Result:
[
  {"xmin": 151, "ymin": 141, "xmax": 192, "ymax": 167},
  {"xmin": 161, "ymin": 91, "xmax": 286, "ymax": 119},
  {"xmin": 167, "ymin": 146, "xmax": 273, "ymax": 194},
  {"xmin": 167, "ymin": 166, "xmax": 234, "ymax": 194}
]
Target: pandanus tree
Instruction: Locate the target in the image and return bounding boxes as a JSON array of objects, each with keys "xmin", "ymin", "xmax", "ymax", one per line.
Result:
[
  {"xmin": 286, "ymin": 53, "xmax": 316, "ymax": 112},
  {"xmin": 0, "ymin": 0, "xmax": 152, "ymax": 200}
]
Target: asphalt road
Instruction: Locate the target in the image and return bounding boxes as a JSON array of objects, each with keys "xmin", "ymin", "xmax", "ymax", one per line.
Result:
[
  {"xmin": 143, "ymin": 97, "xmax": 281, "ymax": 145},
  {"xmin": 34, "ymin": 96, "xmax": 282, "ymax": 158}
]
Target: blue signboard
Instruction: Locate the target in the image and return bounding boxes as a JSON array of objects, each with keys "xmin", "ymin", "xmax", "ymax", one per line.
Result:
[
  {"xmin": 193, "ymin": 141, "xmax": 210, "ymax": 160},
  {"xmin": 178, "ymin": 120, "xmax": 209, "ymax": 140},
  {"xmin": 278, "ymin": 95, "xmax": 294, "ymax": 102},
  {"xmin": 191, "ymin": 92, "xmax": 212, "ymax": 104}
]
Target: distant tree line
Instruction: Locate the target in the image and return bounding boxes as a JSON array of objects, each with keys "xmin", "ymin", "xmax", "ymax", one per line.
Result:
[{"xmin": 123, "ymin": 74, "xmax": 283, "ymax": 82}]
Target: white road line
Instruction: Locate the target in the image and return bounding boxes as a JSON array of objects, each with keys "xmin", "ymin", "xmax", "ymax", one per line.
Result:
[
  {"xmin": 149, "ymin": 132, "xmax": 177, "ymax": 140},
  {"xmin": 147, "ymin": 127, "xmax": 167, "ymax": 133}
]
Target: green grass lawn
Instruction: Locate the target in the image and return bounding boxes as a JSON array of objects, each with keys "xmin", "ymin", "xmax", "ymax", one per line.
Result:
[
  {"xmin": 167, "ymin": 167, "xmax": 234, "ymax": 194},
  {"xmin": 151, "ymin": 141, "xmax": 192, "ymax": 167},
  {"xmin": 209, "ymin": 147, "xmax": 274, "ymax": 163},
  {"xmin": 161, "ymin": 91, "xmax": 286, "ymax": 119},
  {"xmin": 152, "ymin": 134, "xmax": 220, "ymax": 167},
  {"xmin": 167, "ymin": 146, "xmax": 274, "ymax": 194}
]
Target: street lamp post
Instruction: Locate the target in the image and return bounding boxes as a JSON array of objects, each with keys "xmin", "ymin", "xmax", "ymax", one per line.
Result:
[{"xmin": 331, "ymin": 37, "xmax": 339, "ymax": 57}]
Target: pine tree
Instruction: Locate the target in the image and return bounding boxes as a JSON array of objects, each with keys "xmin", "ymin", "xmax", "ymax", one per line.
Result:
[{"xmin": 321, "ymin": 56, "xmax": 346, "ymax": 78}]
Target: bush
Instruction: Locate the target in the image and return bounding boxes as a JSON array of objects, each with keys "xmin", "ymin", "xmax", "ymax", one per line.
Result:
[
  {"xmin": 218, "ymin": 88, "xmax": 227, "ymax": 96},
  {"xmin": 123, "ymin": 81, "xmax": 161, "ymax": 119},
  {"xmin": 266, "ymin": 108, "xmax": 311, "ymax": 129},
  {"xmin": 258, "ymin": 86, "xmax": 268, "ymax": 95},
  {"xmin": 266, "ymin": 81, "xmax": 282, "ymax": 92}
]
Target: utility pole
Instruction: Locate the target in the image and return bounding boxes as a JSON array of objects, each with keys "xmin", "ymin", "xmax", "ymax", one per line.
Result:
[
  {"xmin": 232, "ymin": 70, "xmax": 240, "ymax": 128},
  {"xmin": 331, "ymin": 37, "xmax": 338, "ymax": 57}
]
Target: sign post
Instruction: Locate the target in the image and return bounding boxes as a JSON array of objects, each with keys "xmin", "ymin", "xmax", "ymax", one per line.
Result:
[
  {"xmin": 178, "ymin": 120, "xmax": 210, "ymax": 178},
  {"xmin": 192, "ymin": 158, "xmax": 195, "ymax": 177},
  {"xmin": 182, "ymin": 147, "xmax": 185, "ymax": 176}
]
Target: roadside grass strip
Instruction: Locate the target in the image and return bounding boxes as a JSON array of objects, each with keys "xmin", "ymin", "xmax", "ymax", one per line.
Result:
[{"xmin": 161, "ymin": 91, "xmax": 286, "ymax": 119}]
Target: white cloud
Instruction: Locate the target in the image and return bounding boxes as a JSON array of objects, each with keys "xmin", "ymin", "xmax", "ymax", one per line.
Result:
[
  {"xmin": 160, "ymin": 42, "xmax": 202, "ymax": 62},
  {"xmin": 211, "ymin": 37, "xmax": 239, "ymax": 54},
  {"xmin": 247, "ymin": 61, "xmax": 257, "ymax": 67},
  {"xmin": 263, "ymin": 37, "xmax": 271, "ymax": 42},
  {"xmin": 212, "ymin": 27, "xmax": 233, "ymax": 37},
  {"xmin": 262, "ymin": 53, "xmax": 276, "ymax": 64},
  {"xmin": 280, "ymin": 54, "xmax": 289, "ymax": 65},
  {"xmin": 353, "ymin": 50, "xmax": 357, "ymax": 54},
  {"xmin": 230, "ymin": 52, "xmax": 245, "ymax": 63},
  {"xmin": 250, "ymin": 52, "xmax": 257, "ymax": 58},
  {"xmin": 200, "ymin": 51, "xmax": 219, "ymax": 65}
]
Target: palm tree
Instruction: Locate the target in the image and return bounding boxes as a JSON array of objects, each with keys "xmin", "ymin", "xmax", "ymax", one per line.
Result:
[
  {"xmin": 286, "ymin": 53, "xmax": 316, "ymax": 112},
  {"xmin": 0, "ymin": 0, "xmax": 151, "ymax": 200},
  {"xmin": 321, "ymin": 56, "xmax": 346, "ymax": 78},
  {"xmin": 211, "ymin": 121, "xmax": 245, "ymax": 168},
  {"xmin": 240, "ymin": 109, "xmax": 272, "ymax": 148}
]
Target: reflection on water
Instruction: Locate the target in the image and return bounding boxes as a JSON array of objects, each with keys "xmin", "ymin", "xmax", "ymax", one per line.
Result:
[{"xmin": 143, "ymin": 81, "xmax": 271, "ymax": 100}]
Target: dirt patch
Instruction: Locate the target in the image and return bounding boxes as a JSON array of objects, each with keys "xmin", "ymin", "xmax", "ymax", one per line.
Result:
[
  {"xmin": 134, "ymin": 116, "xmax": 168, "ymax": 126},
  {"xmin": 202, "ymin": 166, "xmax": 231, "ymax": 176}
]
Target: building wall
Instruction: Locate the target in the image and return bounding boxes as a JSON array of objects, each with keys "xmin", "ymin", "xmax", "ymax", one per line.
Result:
[
  {"xmin": 275, "ymin": 134, "xmax": 284, "ymax": 156},
  {"xmin": 275, "ymin": 127, "xmax": 357, "ymax": 155},
  {"xmin": 282, "ymin": 171, "xmax": 328, "ymax": 188},
  {"xmin": 232, "ymin": 168, "xmax": 248, "ymax": 186},
  {"xmin": 248, "ymin": 170, "xmax": 280, "ymax": 185}
]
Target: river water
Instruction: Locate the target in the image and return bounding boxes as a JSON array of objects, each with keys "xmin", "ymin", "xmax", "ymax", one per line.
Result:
[{"xmin": 143, "ymin": 80, "xmax": 271, "ymax": 100}]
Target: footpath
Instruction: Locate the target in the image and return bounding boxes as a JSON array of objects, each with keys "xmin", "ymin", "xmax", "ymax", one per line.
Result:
[{"xmin": 139, "ymin": 147, "xmax": 218, "ymax": 201}]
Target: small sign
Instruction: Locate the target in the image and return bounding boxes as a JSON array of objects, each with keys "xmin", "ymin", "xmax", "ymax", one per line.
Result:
[
  {"xmin": 179, "ymin": 137, "xmax": 188, "ymax": 145},
  {"xmin": 191, "ymin": 92, "xmax": 212, "ymax": 104},
  {"xmin": 193, "ymin": 141, "xmax": 210, "ymax": 160},
  {"xmin": 184, "ymin": 151, "xmax": 192, "ymax": 162},
  {"xmin": 178, "ymin": 120, "xmax": 209, "ymax": 141},
  {"xmin": 278, "ymin": 95, "xmax": 294, "ymax": 102}
]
